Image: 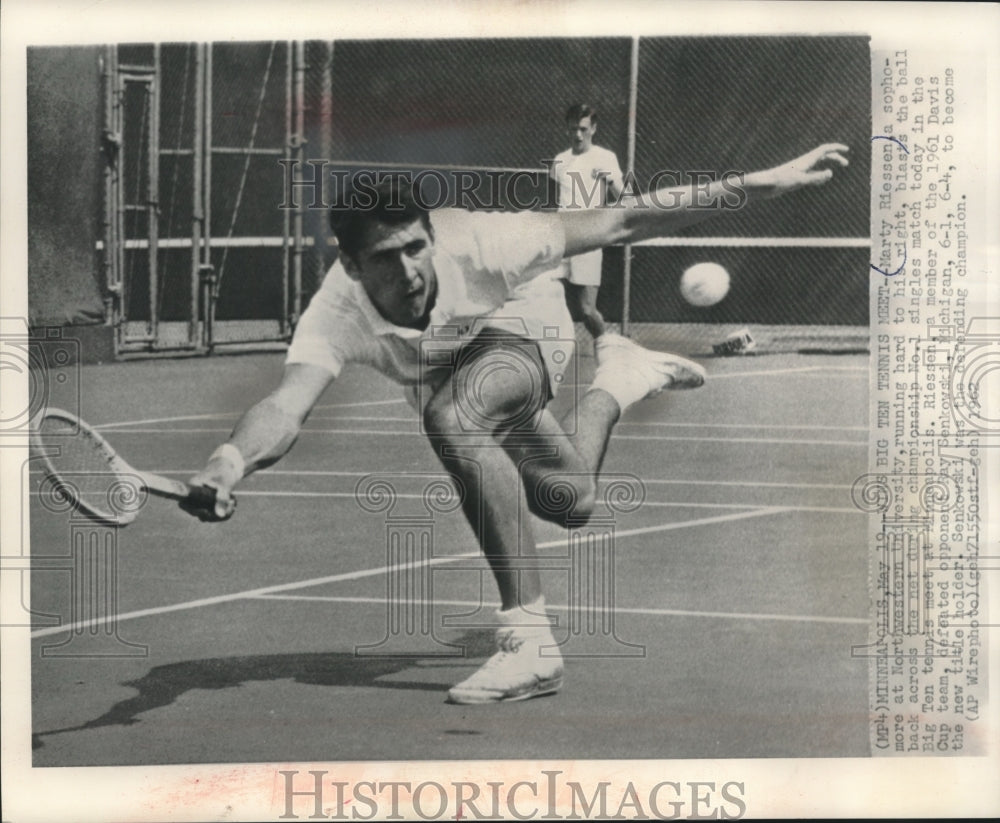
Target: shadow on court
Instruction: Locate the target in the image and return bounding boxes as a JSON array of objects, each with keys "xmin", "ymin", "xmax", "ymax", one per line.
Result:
[{"xmin": 32, "ymin": 633, "xmax": 502, "ymax": 751}]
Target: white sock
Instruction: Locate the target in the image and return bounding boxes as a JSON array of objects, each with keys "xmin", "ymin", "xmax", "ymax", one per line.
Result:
[{"xmin": 497, "ymin": 595, "xmax": 549, "ymax": 629}]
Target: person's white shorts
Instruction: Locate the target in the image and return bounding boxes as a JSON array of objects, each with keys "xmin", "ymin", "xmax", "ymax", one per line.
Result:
[
  {"xmin": 561, "ymin": 249, "xmax": 603, "ymax": 287},
  {"xmin": 406, "ymin": 280, "xmax": 575, "ymax": 412}
]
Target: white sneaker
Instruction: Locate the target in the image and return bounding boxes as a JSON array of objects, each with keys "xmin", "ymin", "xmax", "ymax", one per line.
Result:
[
  {"xmin": 447, "ymin": 613, "xmax": 564, "ymax": 705},
  {"xmin": 592, "ymin": 333, "xmax": 706, "ymax": 410}
]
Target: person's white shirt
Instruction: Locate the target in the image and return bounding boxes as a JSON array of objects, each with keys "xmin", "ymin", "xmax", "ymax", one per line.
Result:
[
  {"xmin": 551, "ymin": 145, "xmax": 623, "ymax": 210},
  {"xmin": 550, "ymin": 145, "xmax": 623, "ymax": 286}
]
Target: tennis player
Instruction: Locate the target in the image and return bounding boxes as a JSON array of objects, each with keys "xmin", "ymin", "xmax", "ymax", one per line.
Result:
[
  {"xmin": 184, "ymin": 143, "xmax": 848, "ymax": 704},
  {"xmin": 550, "ymin": 104, "xmax": 624, "ymax": 342}
]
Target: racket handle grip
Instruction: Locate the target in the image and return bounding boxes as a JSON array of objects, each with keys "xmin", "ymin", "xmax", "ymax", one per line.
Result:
[{"xmin": 186, "ymin": 484, "xmax": 237, "ymax": 520}]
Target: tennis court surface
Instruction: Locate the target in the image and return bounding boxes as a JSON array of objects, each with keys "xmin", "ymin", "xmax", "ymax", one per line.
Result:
[{"xmin": 29, "ymin": 330, "xmax": 871, "ymax": 764}]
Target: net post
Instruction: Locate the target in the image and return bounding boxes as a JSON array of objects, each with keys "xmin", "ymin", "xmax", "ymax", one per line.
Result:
[
  {"xmin": 292, "ymin": 41, "xmax": 306, "ymax": 328},
  {"xmin": 621, "ymin": 35, "xmax": 640, "ymax": 338},
  {"xmin": 191, "ymin": 44, "xmax": 206, "ymax": 350},
  {"xmin": 148, "ymin": 44, "xmax": 161, "ymax": 344},
  {"xmin": 281, "ymin": 41, "xmax": 293, "ymax": 338},
  {"xmin": 101, "ymin": 45, "xmax": 122, "ymax": 343},
  {"xmin": 317, "ymin": 42, "xmax": 335, "ymax": 300},
  {"xmin": 202, "ymin": 44, "xmax": 214, "ymax": 350}
]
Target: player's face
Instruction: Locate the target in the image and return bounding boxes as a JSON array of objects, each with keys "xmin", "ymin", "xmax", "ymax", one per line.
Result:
[
  {"xmin": 346, "ymin": 218, "xmax": 438, "ymax": 328},
  {"xmin": 567, "ymin": 116, "xmax": 596, "ymax": 154}
]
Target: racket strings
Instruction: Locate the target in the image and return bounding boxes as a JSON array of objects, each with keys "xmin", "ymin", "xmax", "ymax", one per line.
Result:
[{"xmin": 34, "ymin": 415, "xmax": 142, "ymax": 521}]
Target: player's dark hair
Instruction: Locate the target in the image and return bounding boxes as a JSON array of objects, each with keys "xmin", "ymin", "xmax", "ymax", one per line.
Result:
[
  {"xmin": 565, "ymin": 103, "xmax": 597, "ymax": 124},
  {"xmin": 330, "ymin": 174, "xmax": 432, "ymax": 258}
]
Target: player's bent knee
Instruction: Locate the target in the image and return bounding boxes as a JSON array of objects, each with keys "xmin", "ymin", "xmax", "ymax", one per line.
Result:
[
  {"xmin": 529, "ymin": 474, "xmax": 596, "ymax": 526},
  {"xmin": 451, "ymin": 357, "xmax": 549, "ymax": 433},
  {"xmin": 424, "ymin": 330, "xmax": 552, "ymax": 437}
]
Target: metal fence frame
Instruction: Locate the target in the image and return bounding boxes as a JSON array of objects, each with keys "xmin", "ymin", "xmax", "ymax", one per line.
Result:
[{"xmin": 102, "ymin": 41, "xmax": 311, "ymax": 356}]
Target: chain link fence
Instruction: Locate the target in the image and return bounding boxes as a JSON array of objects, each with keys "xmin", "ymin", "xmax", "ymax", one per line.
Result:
[
  {"xmin": 103, "ymin": 36, "xmax": 869, "ymax": 355},
  {"xmin": 625, "ymin": 36, "xmax": 870, "ymax": 354}
]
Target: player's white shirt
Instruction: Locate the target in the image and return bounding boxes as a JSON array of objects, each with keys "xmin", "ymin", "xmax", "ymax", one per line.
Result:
[
  {"xmin": 551, "ymin": 145, "xmax": 623, "ymax": 286},
  {"xmin": 286, "ymin": 209, "xmax": 572, "ymax": 391},
  {"xmin": 551, "ymin": 145, "xmax": 623, "ymax": 209}
]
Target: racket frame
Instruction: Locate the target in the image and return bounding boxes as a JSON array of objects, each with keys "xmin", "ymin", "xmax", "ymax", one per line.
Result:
[{"xmin": 31, "ymin": 408, "xmax": 218, "ymax": 525}]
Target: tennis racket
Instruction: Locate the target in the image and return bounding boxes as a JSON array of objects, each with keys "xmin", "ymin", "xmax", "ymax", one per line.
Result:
[{"xmin": 31, "ymin": 408, "xmax": 234, "ymax": 526}]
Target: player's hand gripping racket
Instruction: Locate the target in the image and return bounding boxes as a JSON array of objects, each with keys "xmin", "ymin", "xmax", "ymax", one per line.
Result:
[{"xmin": 31, "ymin": 408, "xmax": 236, "ymax": 526}]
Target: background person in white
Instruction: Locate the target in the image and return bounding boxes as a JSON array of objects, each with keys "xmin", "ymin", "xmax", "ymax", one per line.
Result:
[
  {"xmin": 551, "ymin": 103, "xmax": 624, "ymax": 341},
  {"xmin": 183, "ymin": 143, "xmax": 849, "ymax": 704}
]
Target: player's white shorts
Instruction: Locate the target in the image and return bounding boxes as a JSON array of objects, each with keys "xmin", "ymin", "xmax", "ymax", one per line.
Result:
[
  {"xmin": 561, "ymin": 249, "xmax": 603, "ymax": 287},
  {"xmin": 406, "ymin": 287, "xmax": 575, "ymax": 413}
]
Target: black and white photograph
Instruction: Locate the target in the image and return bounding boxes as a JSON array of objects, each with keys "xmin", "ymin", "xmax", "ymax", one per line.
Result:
[{"xmin": 2, "ymin": 1, "xmax": 997, "ymax": 820}]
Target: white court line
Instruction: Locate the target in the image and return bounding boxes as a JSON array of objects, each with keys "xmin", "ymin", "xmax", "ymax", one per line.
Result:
[
  {"xmin": 611, "ymin": 433, "xmax": 865, "ymax": 446},
  {"xmin": 710, "ymin": 366, "xmax": 867, "ymax": 380},
  {"xmin": 554, "ymin": 373, "xmax": 866, "ymax": 391},
  {"xmin": 561, "ymin": 374, "xmax": 867, "ymax": 390},
  {"xmin": 93, "ymin": 427, "xmax": 238, "ymax": 434},
  {"xmin": 29, "ymin": 507, "xmax": 787, "ymax": 639},
  {"xmin": 96, "ymin": 399, "xmax": 406, "ymax": 430},
  {"xmin": 28, "ymin": 552, "xmax": 477, "ymax": 639},
  {"xmin": 96, "ymin": 415, "xmax": 868, "ymax": 435},
  {"xmin": 235, "ymin": 490, "xmax": 760, "ymax": 508},
  {"xmin": 230, "ymin": 491, "xmax": 859, "ymax": 515},
  {"xmin": 253, "ymin": 471, "xmax": 855, "ymax": 490},
  {"xmin": 617, "ymin": 421, "xmax": 864, "ymax": 432},
  {"xmin": 24, "ymin": 486, "xmax": 860, "ymax": 517},
  {"xmin": 89, "ymin": 369, "xmax": 860, "ymax": 430},
  {"xmin": 91, "ymin": 376, "xmax": 860, "ymax": 430},
  {"xmin": 305, "ymin": 414, "xmax": 867, "ymax": 433},
  {"xmin": 639, "ymin": 500, "xmax": 860, "ymax": 515},
  {"xmin": 28, "ymin": 481, "xmax": 856, "ymax": 513},
  {"xmin": 94, "ymin": 426, "xmax": 866, "ymax": 447},
  {"xmin": 313, "ymin": 399, "xmax": 407, "ymax": 410},
  {"xmin": 95, "ymin": 411, "xmax": 240, "ymax": 429},
  {"xmin": 89, "ymin": 370, "xmax": 860, "ymax": 431},
  {"xmin": 251, "ymin": 594, "xmax": 867, "ymax": 626},
  {"xmin": 142, "ymin": 469, "xmax": 855, "ymax": 491},
  {"xmin": 639, "ymin": 478, "xmax": 853, "ymax": 489}
]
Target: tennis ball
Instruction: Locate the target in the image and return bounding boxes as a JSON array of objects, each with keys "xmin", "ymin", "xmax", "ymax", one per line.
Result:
[{"xmin": 680, "ymin": 262, "xmax": 731, "ymax": 307}]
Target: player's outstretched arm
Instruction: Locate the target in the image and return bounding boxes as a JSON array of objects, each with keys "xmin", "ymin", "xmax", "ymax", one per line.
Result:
[
  {"xmin": 182, "ymin": 363, "xmax": 334, "ymax": 521},
  {"xmin": 560, "ymin": 143, "xmax": 849, "ymax": 256}
]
